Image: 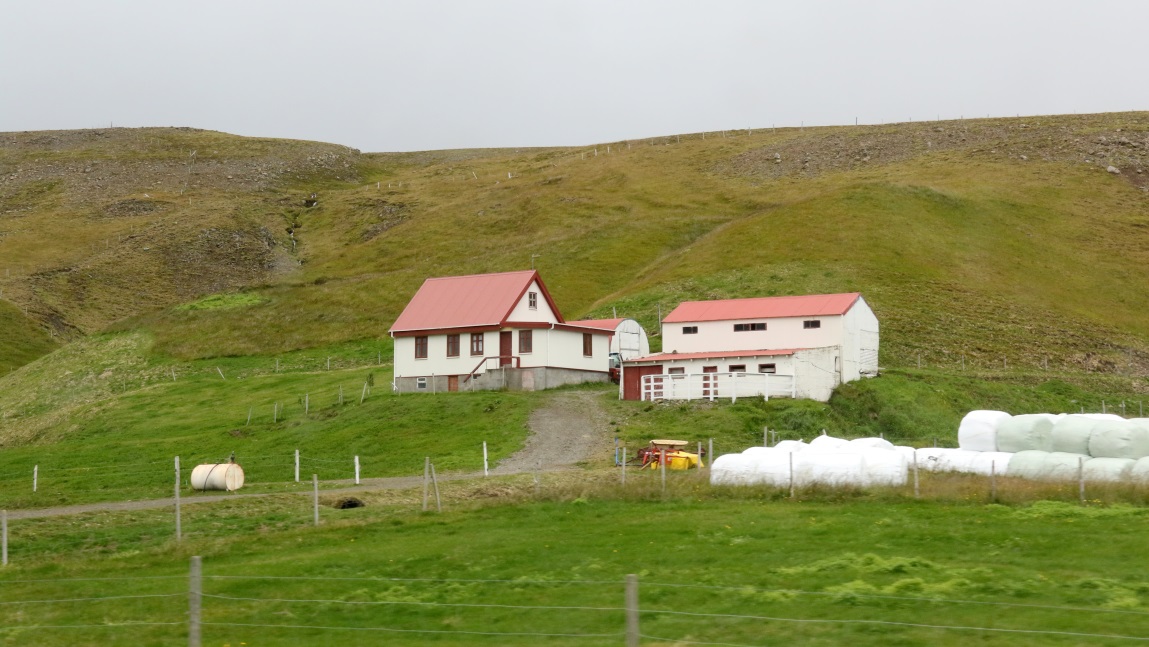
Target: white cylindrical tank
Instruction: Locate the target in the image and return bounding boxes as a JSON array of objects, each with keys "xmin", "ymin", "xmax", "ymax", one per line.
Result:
[{"xmin": 191, "ymin": 463, "xmax": 245, "ymax": 491}]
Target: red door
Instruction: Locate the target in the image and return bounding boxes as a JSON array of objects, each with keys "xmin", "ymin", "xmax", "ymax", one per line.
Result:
[
  {"xmin": 702, "ymin": 366, "xmax": 718, "ymax": 398},
  {"xmin": 499, "ymin": 331, "xmax": 513, "ymax": 366},
  {"xmin": 448, "ymin": 375, "xmax": 459, "ymax": 392},
  {"xmin": 624, "ymin": 365, "xmax": 663, "ymax": 400}
]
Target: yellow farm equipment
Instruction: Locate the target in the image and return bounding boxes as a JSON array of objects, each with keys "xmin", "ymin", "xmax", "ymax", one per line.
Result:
[{"xmin": 634, "ymin": 439, "xmax": 705, "ymax": 470}]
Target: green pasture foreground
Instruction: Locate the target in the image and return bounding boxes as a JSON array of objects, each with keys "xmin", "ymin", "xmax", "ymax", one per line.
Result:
[{"xmin": 2, "ymin": 477, "xmax": 1149, "ymax": 647}]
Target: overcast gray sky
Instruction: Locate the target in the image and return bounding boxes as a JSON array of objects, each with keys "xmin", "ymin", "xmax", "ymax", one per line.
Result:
[{"xmin": 2, "ymin": 1, "xmax": 1146, "ymax": 152}]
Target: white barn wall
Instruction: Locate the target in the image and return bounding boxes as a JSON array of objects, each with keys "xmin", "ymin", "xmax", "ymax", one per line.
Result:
[
  {"xmin": 664, "ymin": 315, "xmax": 844, "ymax": 354},
  {"xmin": 840, "ymin": 296, "xmax": 880, "ymax": 382},
  {"xmin": 791, "ymin": 346, "xmax": 841, "ymax": 401}
]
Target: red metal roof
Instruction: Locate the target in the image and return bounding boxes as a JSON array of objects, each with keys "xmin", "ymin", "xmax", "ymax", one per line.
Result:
[
  {"xmin": 565, "ymin": 318, "xmax": 625, "ymax": 331},
  {"xmin": 624, "ymin": 349, "xmax": 799, "ymax": 363},
  {"xmin": 662, "ymin": 293, "xmax": 861, "ymax": 323},
  {"xmin": 389, "ymin": 270, "xmax": 564, "ymax": 333}
]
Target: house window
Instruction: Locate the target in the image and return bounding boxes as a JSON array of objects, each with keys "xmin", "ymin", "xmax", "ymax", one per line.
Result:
[
  {"xmin": 734, "ymin": 323, "xmax": 766, "ymax": 332},
  {"xmin": 682, "ymin": 326, "xmax": 698, "ymax": 334},
  {"xmin": 414, "ymin": 336, "xmax": 428, "ymax": 359},
  {"xmin": 519, "ymin": 329, "xmax": 533, "ymax": 353},
  {"xmin": 729, "ymin": 364, "xmax": 746, "ymax": 373},
  {"xmin": 582, "ymin": 333, "xmax": 593, "ymax": 357},
  {"xmin": 668, "ymin": 367, "xmax": 685, "ymax": 375},
  {"xmin": 470, "ymin": 333, "xmax": 484, "ymax": 356},
  {"xmin": 758, "ymin": 363, "xmax": 777, "ymax": 374},
  {"xmin": 416, "ymin": 377, "xmax": 427, "ymax": 390},
  {"xmin": 528, "ymin": 292, "xmax": 538, "ymax": 310},
  {"xmin": 446, "ymin": 334, "xmax": 460, "ymax": 358},
  {"xmin": 804, "ymin": 320, "xmax": 821, "ymax": 329}
]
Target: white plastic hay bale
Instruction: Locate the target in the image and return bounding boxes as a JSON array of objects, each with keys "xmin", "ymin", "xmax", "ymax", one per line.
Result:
[
  {"xmin": 995, "ymin": 414, "xmax": 1057, "ymax": 453},
  {"xmin": 1043, "ymin": 452, "xmax": 1090, "ymax": 480},
  {"xmin": 860, "ymin": 449, "xmax": 908, "ymax": 486},
  {"xmin": 1050, "ymin": 416, "xmax": 1103, "ymax": 455},
  {"xmin": 1130, "ymin": 457, "xmax": 1149, "ymax": 483},
  {"xmin": 1088, "ymin": 420, "xmax": 1149, "ymax": 459},
  {"xmin": 773, "ymin": 440, "xmax": 807, "ymax": 453},
  {"xmin": 710, "ymin": 454, "xmax": 754, "ymax": 486},
  {"xmin": 1082, "ymin": 457, "xmax": 1135, "ymax": 482},
  {"xmin": 794, "ymin": 452, "xmax": 866, "ymax": 487},
  {"xmin": 1077, "ymin": 413, "xmax": 1125, "ymax": 421},
  {"xmin": 807, "ymin": 434, "xmax": 849, "ymax": 453},
  {"xmin": 848, "ymin": 437, "xmax": 895, "ymax": 451},
  {"xmin": 915, "ymin": 447, "xmax": 949, "ymax": 472},
  {"xmin": 742, "ymin": 447, "xmax": 775, "ymax": 459},
  {"xmin": 894, "ymin": 446, "xmax": 917, "ymax": 464},
  {"xmin": 967, "ymin": 451, "xmax": 1014, "ymax": 476},
  {"xmin": 1006, "ymin": 450, "xmax": 1051, "ymax": 480},
  {"xmin": 936, "ymin": 449, "xmax": 981, "ymax": 473},
  {"xmin": 958, "ymin": 410, "xmax": 1011, "ymax": 452},
  {"xmin": 748, "ymin": 449, "xmax": 798, "ymax": 487}
]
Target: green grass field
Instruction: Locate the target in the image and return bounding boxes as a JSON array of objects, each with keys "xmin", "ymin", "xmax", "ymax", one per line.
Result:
[{"xmin": 3, "ymin": 475, "xmax": 1149, "ymax": 646}]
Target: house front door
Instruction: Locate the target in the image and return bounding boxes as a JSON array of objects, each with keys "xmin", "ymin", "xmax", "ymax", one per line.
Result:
[
  {"xmin": 702, "ymin": 366, "xmax": 718, "ymax": 398},
  {"xmin": 448, "ymin": 375, "xmax": 459, "ymax": 392},
  {"xmin": 499, "ymin": 331, "xmax": 513, "ymax": 366}
]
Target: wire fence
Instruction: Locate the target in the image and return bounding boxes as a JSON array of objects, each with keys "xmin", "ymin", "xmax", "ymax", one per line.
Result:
[{"xmin": 3, "ymin": 565, "xmax": 1149, "ymax": 645}]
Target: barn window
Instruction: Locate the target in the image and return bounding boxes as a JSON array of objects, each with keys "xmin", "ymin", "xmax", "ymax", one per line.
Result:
[
  {"xmin": 519, "ymin": 330, "xmax": 533, "ymax": 353},
  {"xmin": 804, "ymin": 320, "xmax": 821, "ymax": 329},
  {"xmin": 470, "ymin": 333, "xmax": 484, "ymax": 356},
  {"xmin": 729, "ymin": 364, "xmax": 746, "ymax": 373},
  {"xmin": 758, "ymin": 363, "xmax": 776, "ymax": 374},
  {"xmin": 528, "ymin": 292, "xmax": 538, "ymax": 309},
  {"xmin": 583, "ymin": 333, "xmax": 593, "ymax": 357},
  {"xmin": 446, "ymin": 334, "xmax": 460, "ymax": 358},
  {"xmin": 668, "ymin": 367, "xmax": 685, "ymax": 375},
  {"xmin": 734, "ymin": 323, "xmax": 766, "ymax": 332},
  {"xmin": 682, "ymin": 326, "xmax": 698, "ymax": 334},
  {"xmin": 414, "ymin": 336, "xmax": 428, "ymax": 359},
  {"xmin": 416, "ymin": 377, "xmax": 427, "ymax": 390}
]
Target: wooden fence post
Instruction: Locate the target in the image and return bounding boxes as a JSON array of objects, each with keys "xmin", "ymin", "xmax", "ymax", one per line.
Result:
[
  {"xmin": 626, "ymin": 574, "xmax": 639, "ymax": 647},
  {"xmin": 188, "ymin": 555, "xmax": 202, "ymax": 647},
  {"xmin": 175, "ymin": 456, "xmax": 182, "ymax": 542},
  {"xmin": 422, "ymin": 457, "xmax": 430, "ymax": 512},
  {"xmin": 313, "ymin": 474, "xmax": 319, "ymax": 526}
]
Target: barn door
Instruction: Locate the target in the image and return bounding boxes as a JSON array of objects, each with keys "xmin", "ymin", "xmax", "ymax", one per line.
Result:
[
  {"xmin": 702, "ymin": 366, "xmax": 718, "ymax": 398},
  {"xmin": 499, "ymin": 331, "xmax": 513, "ymax": 366},
  {"xmin": 448, "ymin": 375, "xmax": 459, "ymax": 392}
]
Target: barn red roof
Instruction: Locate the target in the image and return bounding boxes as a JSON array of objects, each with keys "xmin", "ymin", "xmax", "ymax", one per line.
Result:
[
  {"xmin": 662, "ymin": 293, "xmax": 861, "ymax": 323},
  {"xmin": 389, "ymin": 270, "xmax": 563, "ymax": 333},
  {"xmin": 624, "ymin": 349, "xmax": 799, "ymax": 363}
]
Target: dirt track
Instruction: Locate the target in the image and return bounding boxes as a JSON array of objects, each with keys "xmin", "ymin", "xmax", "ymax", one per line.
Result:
[{"xmin": 7, "ymin": 389, "xmax": 614, "ymax": 520}]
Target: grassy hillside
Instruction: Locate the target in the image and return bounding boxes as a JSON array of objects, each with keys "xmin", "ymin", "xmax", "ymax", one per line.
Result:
[
  {"xmin": 0, "ymin": 299, "xmax": 58, "ymax": 374},
  {"xmin": 1, "ymin": 113, "xmax": 1148, "ymax": 493}
]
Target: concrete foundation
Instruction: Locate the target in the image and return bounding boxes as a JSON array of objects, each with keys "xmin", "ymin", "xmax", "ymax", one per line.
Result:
[{"xmin": 394, "ymin": 367, "xmax": 609, "ymax": 393}]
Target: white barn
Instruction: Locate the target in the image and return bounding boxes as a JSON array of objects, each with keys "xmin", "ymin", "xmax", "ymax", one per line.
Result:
[
  {"xmin": 389, "ymin": 271, "xmax": 619, "ymax": 392},
  {"xmin": 622, "ymin": 293, "xmax": 878, "ymax": 402}
]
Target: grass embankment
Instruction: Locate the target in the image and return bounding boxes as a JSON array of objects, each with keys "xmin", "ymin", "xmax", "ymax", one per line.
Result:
[
  {"xmin": 3, "ymin": 475, "xmax": 1149, "ymax": 646},
  {"xmin": 0, "ymin": 300, "xmax": 58, "ymax": 374},
  {"xmin": 0, "ymin": 334, "xmax": 532, "ymax": 509}
]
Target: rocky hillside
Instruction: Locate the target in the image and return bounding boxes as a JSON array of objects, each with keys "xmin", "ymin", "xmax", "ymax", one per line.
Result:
[{"xmin": 2, "ymin": 114, "xmax": 1148, "ymax": 377}]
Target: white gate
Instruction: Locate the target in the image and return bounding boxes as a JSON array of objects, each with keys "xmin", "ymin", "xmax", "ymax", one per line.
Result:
[{"xmin": 640, "ymin": 372, "xmax": 796, "ymax": 402}]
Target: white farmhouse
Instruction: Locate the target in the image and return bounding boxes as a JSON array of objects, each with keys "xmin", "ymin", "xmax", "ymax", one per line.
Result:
[
  {"xmin": 621, "ymin": 293, "xmax": 878, "ymax": 402},
  {"xmin": 389, "ymin": 271, "xmax": 620, "ymax": 392}
]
